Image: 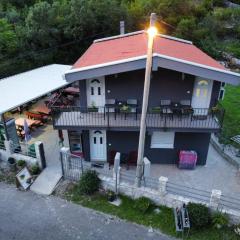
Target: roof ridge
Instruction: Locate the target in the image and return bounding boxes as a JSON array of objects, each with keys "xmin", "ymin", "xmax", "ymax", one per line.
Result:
[
  {"xmin": 94, "ymin": 30, "xmax": 193, "ymax": 45},
  {"xmin": 94, "ymin": 30, "xmax": 145, "ymax": 43},
  {"xmin": 157, "ymin": 34, "xmax": 193, "ymax": 45}
]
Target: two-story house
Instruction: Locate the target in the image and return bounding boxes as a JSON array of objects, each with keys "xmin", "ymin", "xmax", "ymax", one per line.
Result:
[{"xmin": 51, "ymin": 31, "xmax": 240, "ymax": 165}]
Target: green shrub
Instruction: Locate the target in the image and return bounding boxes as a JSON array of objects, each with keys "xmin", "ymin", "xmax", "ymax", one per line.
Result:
[
  {"xmin": 212, "ymin": 212, "xmax": 229, "ymax": 229},
  {"xmin": 133, "ymin": 197, "xmax": 153, "ymax": 213},
  {"xmin": 78, "ymin": 170, "xmax": 101, "ymax": 195},
  {"xmin": 31, "ymin": 164, "xmax": 40, "ymax": 175},
  {"xmin": 17, "ymin": 160, "xmax": 26, "ymax": 167},
  {"xmin": 187, "ymin": 203, "xmax": 211, "ymax": 229}
]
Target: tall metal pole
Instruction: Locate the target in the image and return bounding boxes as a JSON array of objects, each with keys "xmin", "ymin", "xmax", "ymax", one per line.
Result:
[{"xmin": 135, "ymin": 13, "xmax": 157, "ymax": 187}]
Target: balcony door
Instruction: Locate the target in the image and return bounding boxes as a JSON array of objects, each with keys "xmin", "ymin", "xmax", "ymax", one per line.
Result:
[
  {"xmin": 191, "ymin": 78, "xmax": 213, "ymax": 115},
  {"xmin": 90, "ymin": 130, "xmax": 106, "ymax": 162},
  {"xmin": 86, "ymin": 77, "xmax": 105, "ymax": 112}
]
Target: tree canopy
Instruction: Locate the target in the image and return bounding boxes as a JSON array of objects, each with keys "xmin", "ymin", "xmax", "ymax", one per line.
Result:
[{"xmin": 0, "ymin": 0, "xmax": 239, "ymax": 78}]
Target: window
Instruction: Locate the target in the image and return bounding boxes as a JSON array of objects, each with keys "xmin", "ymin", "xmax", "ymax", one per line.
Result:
[
  {"xmin": 98, "ymin": 87, "xmax": 101, "ymax": 95},
  {"xmin": 198, "ymin": 80, "xmax": 208, "ymax": 86},
  {"xmin": 218, "ymin": 82, "xmax": 225, "ymax": 100},
  {"xmin": 68, "ymin": 131, "xmax": 82, "ymax": 154},
  {"xmin": 219, "ymin": 89, "xmax": 225, "ymax": 100},
  {"xmin": 151, "ymin": 131, "xmax": 175, "ymax": 149},
  {"xmin": 91, "ymin": 87, "xmax": 94, "ymax": 95}
]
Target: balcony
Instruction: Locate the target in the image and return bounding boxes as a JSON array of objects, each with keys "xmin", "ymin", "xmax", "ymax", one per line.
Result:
[{"xmin": 51, "ymin": 105, "xmax": 224, "ymax": 132}]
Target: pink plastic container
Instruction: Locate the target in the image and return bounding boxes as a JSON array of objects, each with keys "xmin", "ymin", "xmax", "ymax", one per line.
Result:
[{"xmin": 178, "ymin": 150, "xmax": 197, "ymax": 169}]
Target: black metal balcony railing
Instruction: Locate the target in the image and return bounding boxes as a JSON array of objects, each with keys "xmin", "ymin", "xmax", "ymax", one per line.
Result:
[{"xmin": 51, "ymin": 105, "xmax": 225, "ymax": 131}]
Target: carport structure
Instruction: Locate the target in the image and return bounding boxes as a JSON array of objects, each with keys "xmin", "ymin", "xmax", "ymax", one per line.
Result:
[{"xmin": 0, "ymin": 64, "xmax": 71, "ymax": 139}]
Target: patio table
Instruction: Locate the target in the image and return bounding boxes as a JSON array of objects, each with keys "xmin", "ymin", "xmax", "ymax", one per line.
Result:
[
  {"xmin": 105, "ymin": 101, "xmax": 138, "ymax": 120},
  {"xmin": 170, "ymin": 102, "xmax": 183, "ymax": 115}
]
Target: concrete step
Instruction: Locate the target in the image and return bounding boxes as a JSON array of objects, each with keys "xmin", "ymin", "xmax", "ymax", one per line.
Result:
[{"xmin": 30, "ymin": 166, "xmax": 62, "ymax": 195}]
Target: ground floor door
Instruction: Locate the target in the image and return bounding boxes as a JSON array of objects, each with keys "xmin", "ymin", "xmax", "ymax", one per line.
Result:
[{"xmin": 89, "ymin": 130, "xmax": 107, "ymax": 161}]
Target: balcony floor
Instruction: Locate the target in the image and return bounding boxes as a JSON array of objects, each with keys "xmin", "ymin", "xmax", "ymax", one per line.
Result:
[{"xmin": 54, "ymin": 112, "xmax": 220, "ymax": 131}]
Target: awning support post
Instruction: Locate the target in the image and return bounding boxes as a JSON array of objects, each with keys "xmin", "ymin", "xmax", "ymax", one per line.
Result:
[{"xmin": 1, "ymin": 113, "xmax": 9, "ymax": 141}]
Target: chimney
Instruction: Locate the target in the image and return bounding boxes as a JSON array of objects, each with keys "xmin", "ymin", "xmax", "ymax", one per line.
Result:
[{"xmin": 120, "ymin": 21, "xmax": 125, "ymax": 35}]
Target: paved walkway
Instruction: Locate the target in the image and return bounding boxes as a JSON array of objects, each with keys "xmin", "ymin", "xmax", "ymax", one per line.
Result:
[
  {"xmin": 129, "ymin": 144, "xmax": 240, "ymax": 197},
  {"xmin": 28, "ymin": 124, "xmax": 69, "ymax": 168},
  {"xmin": 28, "ymin": 124, "xmax": 68, "ymax": 195},
  {"xmin": 30, "ymin": 166, "xmax": 62, "ymax": 195},
  {"xmin": 0, "ymin": 183, "xmax": 173, "ymax": 240}
]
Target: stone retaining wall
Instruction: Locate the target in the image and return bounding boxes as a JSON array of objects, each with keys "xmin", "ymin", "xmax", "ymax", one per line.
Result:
[
  {"xmin": 99, "ymin": 173, "xmax": 240, "ymax": 225},
  {"xmin": 211, "ymin": 135, "xmax": 240, "ymax": 169}
]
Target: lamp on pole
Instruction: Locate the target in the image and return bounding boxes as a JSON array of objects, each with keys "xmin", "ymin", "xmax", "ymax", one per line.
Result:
[{"xmin": 135, "ymin": 13, "xmax": 157, "ymax": 187}]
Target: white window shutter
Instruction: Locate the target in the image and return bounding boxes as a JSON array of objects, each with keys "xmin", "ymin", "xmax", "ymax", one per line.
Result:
[{"xmin": 151, "ymin": 131, "xmax": 175, "ymax": 149}]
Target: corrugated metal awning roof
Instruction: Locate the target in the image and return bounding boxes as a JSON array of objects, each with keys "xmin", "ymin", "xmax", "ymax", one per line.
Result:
[{"xmin": 0, "ymin": 64, "xmax": 71, "ymax": 114}]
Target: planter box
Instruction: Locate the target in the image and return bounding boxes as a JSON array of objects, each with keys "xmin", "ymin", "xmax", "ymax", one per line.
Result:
[{"xmin": 88, "ymin": 107, "xmax": 98, "ymax": 112}]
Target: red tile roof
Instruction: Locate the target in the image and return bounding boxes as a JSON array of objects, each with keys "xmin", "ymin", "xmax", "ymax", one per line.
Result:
[{"xmin": 73, "ymin": 31, "xmax": 226, "ymax": 71}]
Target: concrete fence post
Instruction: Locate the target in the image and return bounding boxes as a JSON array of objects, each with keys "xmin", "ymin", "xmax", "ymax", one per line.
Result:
[
  {"xmin": 4, "ymin": 140, "xmax": 13, "ymax": 157},
  {"xmin": 34, "ymin": 141, "xmax": 46, "ymax": 169},
  {"xmin": 60, "ymin": 147, "xmax": 71, "ymax": 178},
  {"xmin": 117, "ymin": 166, "xmax": 121, "ymax": 185},
  {"xmin": 159, "ymin": 176, "xmax": 168, "ymax": 196},
  {"xmin": 143, "ymin": 157, "xmax": 151, "ymax": 177},
  {"xmin": 210, "ymin": 189, "xmax": 222, "ymax": 210},
  {"xmin": 113, "ymin": 152, "xmax": 120, "ymax": 179}
]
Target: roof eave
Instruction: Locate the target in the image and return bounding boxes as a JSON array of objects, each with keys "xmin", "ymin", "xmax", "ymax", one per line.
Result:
[{"xmin": 65, "ymin": 55, "xmax": 240, "ymax": 85}]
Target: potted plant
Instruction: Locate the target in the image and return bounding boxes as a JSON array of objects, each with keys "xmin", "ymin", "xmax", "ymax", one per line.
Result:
[
  {"xmin": 107, "ymin": 190, "xmax": 116, "ymax": 202},
  {"xmin": 88, "ymin": 102, "xmax": 98, "ymax": 112},
  {"xmin": 120, "ymin": 105, "xmax": 131, "ymax": 113},
  {"xmin": 8, "ymin": 157, "xmax": 16, "ymax": 172},
  {"xmin": 210, "ymin": 106, "xmax": 219, "ymax": 115}
]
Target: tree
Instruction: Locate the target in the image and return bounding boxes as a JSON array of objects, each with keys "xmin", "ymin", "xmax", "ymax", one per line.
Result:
[
  {"xmin": 0, "ymin": 18, "xmax": 17, "ymax": 57},
  {"xmin": 66, "ymin": 0, "xmax": 127, "ymax": 39},
  {"xmin": 25, "ymin": 1, "xmax": 67, "ymax": 49},
  {"xmin": 175, "ymin": 17, "xmax": 196, "ymax": 40}
]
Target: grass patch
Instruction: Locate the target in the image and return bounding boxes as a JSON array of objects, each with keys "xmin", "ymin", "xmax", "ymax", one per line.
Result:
[
  {"xmin": 64, "ymin": 185, "xmax": 240, "ymax": 239},
  {"xmin": 220, "ymin": 84, "xmax": 240, "ymax": 143},
  {"xmin": 0, "ymin": 167, "xmax": 16, "ymax": 184},
  {"xmin": 65, "ymin": 186, "xmax": 175, "ymax": 236}
]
